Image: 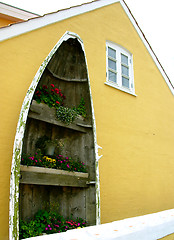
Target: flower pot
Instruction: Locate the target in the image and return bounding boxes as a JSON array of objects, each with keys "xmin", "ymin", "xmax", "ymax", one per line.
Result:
[{"xmin": 45, "ymin": 143, "xmax": 56, "ymax": 156}]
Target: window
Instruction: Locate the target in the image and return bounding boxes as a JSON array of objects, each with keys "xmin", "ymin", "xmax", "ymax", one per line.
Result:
[{"xmin": 106, "ymin": 41, "xmax": 135, "ymax": 95}]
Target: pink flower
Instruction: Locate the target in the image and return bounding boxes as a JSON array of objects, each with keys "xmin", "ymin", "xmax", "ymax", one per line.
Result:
[
  {"xmin": 49, "ymin": 228, "xmax": 52, "ymax": 230},
  {"xmin": 67, "ymin": 164, "xmax": 70, "ymax": 168},
  {"xmin": 66, "ymin": 157, "xmax": 69, "ymax": 160},
  {"xmin": 45, "ymin": 228, "xmax": 48, "ymax": 230},
  {"xmin": 48, "ymin": 225, "xmax": 50, "ymax": 227}
]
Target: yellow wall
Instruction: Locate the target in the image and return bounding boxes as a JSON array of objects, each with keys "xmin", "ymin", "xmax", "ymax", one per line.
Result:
[
  {"xmin": 0, "ymin": 2, "xmax": 174, "ymax": 239},
  {"xmin": 160, "ymin": 233, "xmax": 174, "ymax": 239}
]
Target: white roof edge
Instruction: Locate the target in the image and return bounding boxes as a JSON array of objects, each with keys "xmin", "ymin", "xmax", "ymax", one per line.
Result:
[
  {"xmin": 0, "ymin": 0, "xmax": 119, "ymax": 42},
  {"xmin": 0, "ymin": 2, "xmax": 39, "ymax": 20},
  {"xmin": 120, "ymin": 0, "xmax": 174, "ymax": 95},
  {"xmin": 0, "ymin": 0, "xmax": 173, "ymax": 94}
]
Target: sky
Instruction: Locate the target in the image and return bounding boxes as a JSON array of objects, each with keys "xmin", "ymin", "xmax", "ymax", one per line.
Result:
[{"xmin": 2, "ymin": 0, "xmax": 174, "ymax": 85}]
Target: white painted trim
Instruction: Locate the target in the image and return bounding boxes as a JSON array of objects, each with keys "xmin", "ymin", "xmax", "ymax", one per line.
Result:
[
  {"xmin": 105, "ymin": 81, "xmax": 137, "ymax": 96},
  {"xmin": 120, "ymin": 0, "xmax": 174, "ymax": 95},
  {"xmin": 0, "ymin": 0, "xmax": 119, "ymax": 42},
  {"xmin": 9, "ymin": 31, "xmax": 100, "ymax": 240},
  {"xmin": 106, "ymin": 40, "xmax": 135, "ymax": 94},
  {"xmin": 21, "ymin": 208, "xmax": 174, "ymax": 240},
  {"xmin": 0, "ymin": 0, "xmax": 173, "ymax": 95},
  {"xmin": 0, "ymin": 2, "xmax": 39, "ymax": 20}
]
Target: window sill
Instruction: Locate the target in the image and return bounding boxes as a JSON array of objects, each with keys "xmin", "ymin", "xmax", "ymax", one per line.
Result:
[{"xmin": 104, "ymin": 81, "xmax": 137, "ymax": 96}]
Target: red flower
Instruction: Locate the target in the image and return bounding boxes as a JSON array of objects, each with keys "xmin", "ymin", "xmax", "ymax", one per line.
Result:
[
  {"xmin": 42, "ymin": 85, "xmax": 48, "ymax": 89},
  {"xmin": 55, "ymin": 88, "xmax": 59, "ymax": 93},
  {"xmin": 51, "ymin": 84, "xmax": 55, "ymax": 88},
  {"xmin": 56, "ymin": 101, "xmax": 60, "ymax": 104},
  {"xmin": 51, "ymin": 89, "xmax": 54, "ymax": 92}
]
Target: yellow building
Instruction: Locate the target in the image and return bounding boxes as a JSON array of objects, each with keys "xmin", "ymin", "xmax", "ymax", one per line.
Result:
[{"xmin": 0, "ymin": 0, "xmax": 174, "ymax": 239}]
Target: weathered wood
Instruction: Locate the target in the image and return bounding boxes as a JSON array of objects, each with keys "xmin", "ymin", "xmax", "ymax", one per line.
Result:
[
  {"xmin": 20, "ymin": 166, "xmax": 89, "ymax": 187},
  {"xmin": 47, "ymin": 38, "xmax": 87, "ymax": 81},
  {"xmin": 47, "ymin": 67, "xmax": 88, "ymax": 82},
  {"xmin": 20, "ymin": 37, "xmax": 96, "ymax": 226},
  {"xmin": 28, "ymin": 100, "xmax": 88, "ymax": 133}
]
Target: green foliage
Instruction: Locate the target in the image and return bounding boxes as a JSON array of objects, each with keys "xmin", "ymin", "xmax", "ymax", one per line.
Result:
[
  {"xmin": 56, "ymin": 98, "xmax": 87, "ymax": 125},
  {"xmin": 74, "ymin": 98, "xmax": 87, "ymax": 118},
  {"xmin": 19, "ymin": 210, "xmax": 87, "ymax": 239},
  {"xmin": 35, "ymin": 136, "xmax": 64, "ymax": 155},
  {"xmin": 56, "ymin": 106, "xmax": 77, "ymax": 125},
  {"xmin": 33, "ymin": 83, "xmax": 66, "ymax": 108},
  {"xmin": 21, "ymin": 153, "xmax": 87, "ymax": 173}
]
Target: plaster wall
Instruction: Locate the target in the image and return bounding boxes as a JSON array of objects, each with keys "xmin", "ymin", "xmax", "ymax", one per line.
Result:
[{"xmin": 0, "ymin": 2, "xmax": 174, "ymax": 239}]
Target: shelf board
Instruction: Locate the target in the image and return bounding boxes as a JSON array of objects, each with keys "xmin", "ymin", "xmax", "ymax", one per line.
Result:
[
  {"xmin": 28, "ymin": 101, "xmax": 92, "ymax": 133},
  {"xmin": 20, "ymin": 165, "xmax": 89, "ymax": 187},
  {"xmin": 47, "ymin": 67, "xmax": 88, "ymax": 82}
]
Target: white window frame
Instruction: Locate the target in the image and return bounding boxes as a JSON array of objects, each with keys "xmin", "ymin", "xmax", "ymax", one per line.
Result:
[{"xmin": 105, "ymin": 41, "xmax": 136, "ymax": 96}]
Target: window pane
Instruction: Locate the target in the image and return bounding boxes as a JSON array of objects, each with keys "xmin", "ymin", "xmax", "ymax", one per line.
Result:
[
  {"xmin": 108, "ymin": 47, "xmax": 116, "ymax": 59},
  {"xmin": 109, "ymin": 70, "xmax": 117, "ymax": 83},
  {"xmin": 108, "ymin": 59, "xmax": 116, "ymax": 71},
  {"xmin": 122, "ymin": 76, "xmax": 129, "ymax": 88},
  {"xmin": 122, "ymin": 65, "xmax": 129, "ymax": 76},
  {"xmin": 121, "ymin": 54, "xmax": 128, "ymax": 65}
]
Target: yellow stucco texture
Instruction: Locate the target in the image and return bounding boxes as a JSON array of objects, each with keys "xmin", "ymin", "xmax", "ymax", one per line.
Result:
[
  {"xmin": 160, "ymin": 233, "xmax": 174, "ymax": 239},
  {"xmin": 0, "ymin": 2, "xmax": 174, "ymax": 238}
]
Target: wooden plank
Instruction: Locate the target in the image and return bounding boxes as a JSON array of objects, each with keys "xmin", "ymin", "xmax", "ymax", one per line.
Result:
[
  {"xmin": 28, "ymin": 101, "xmax": 88, "ymax": 133},
  {"xmin": 20, "ymin": 166, "xmax": 89, "ymax": 187},
  {"xmin": 20, "ymin": 165, "xmax": 88, "ymax": 178}
]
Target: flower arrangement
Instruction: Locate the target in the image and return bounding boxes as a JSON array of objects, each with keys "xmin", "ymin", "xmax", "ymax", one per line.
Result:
[
  {"xmin": 35, "ymin": 136, "xmax": 64, "ymax": 156},
  {"xmin": 34, "ymin": 83, "xmax": 66, "ymax": 108},
  {"xmin": 56, "ymin": 97, "xmax": 87, "ymax": 125},
  {"xmin": 33, "ymin": 83, "xmax": 87, "ymax": 125},
  {"xmin": 19, "ymin": 209, "xmax": 87, "ymax": 239},
  {"xmin": 56, "ymin": 106, "xmax": 77, "ymax": 125},
  {"xmin": 21, "ymin": 152, "xmax": 87, "ymax": 173}
]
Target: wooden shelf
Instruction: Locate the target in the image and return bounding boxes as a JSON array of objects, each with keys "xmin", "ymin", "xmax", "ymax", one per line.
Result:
[
  {"xmin": 28, "ymin": 101, "xmax": 92, "ymax": 133},
  {"xmin": 47, "ymin": 67, "xmax": 88, "ymax": 82},
  {"xmin": 20, "ymin": 165, "xmax": 89, "ymax": 188}
]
